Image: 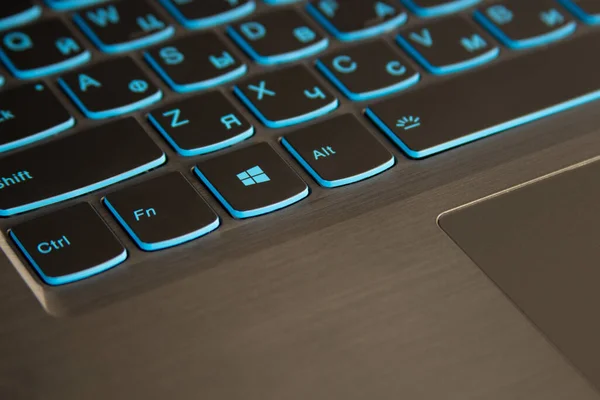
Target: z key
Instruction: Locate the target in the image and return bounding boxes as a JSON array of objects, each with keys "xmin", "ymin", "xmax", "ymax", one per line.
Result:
[{"xmin": 148, "ymin": 91, "xmax": 254, "ymax": 156}]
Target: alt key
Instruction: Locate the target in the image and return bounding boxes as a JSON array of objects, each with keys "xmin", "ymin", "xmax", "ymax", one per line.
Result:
[{"xmin": 281, "ymin": 114, "xmax": 394, "ymax": 187}]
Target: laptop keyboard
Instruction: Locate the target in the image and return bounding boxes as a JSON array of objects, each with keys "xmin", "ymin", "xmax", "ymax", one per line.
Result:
[{"xmin": 1, "ymin": 0, "xmax": 598, "ymax": 286}]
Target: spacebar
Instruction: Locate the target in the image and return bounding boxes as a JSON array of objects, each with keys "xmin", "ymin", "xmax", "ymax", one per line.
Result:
[
  {"xmin": 0, "ymin": 117, "xmax": 165, "ymax": 216},
  {"xmin": 366, "ymin": 31, "xmax": 600, "ymax": 159}
]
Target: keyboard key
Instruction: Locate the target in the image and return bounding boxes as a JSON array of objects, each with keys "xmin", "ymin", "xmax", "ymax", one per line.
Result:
[
  {"xmin": 195, "ymin": 143, "xmax": 308, "ymax": 219},
  {"xmin": 144, "ymin": 32, "xmax": 247, "ymax": 93},
  {"xmin": 307, "ymin": 0, "xmax": 407, "ymax": 41},
  {"xmin": 397, "ymin": 16, "xmax": 499, "ymax": 74},
  {"xmin": 316, "ymin": 39, "xmax": 419, "ymax": 101},
  {"xmin": 559, "ymin": 0, "xmax": 600, "ymax": 24},
  {"xmin": 0, "ymin": 2, "xmax": 41, "ymax": 31},
  {"xmin": 104, "ymin": 172, "xmax": 219, "ymax": 251},
  {"xmin": 46, "ymin": 0, "xmax": 109, "ymax": 10},
  {"xmin": 0, "ymin": 117, "xmax": 165, "ymax": 216},
  {"xmin": 159, "ymin": 0, "xmax": 255, "ymax": 30},
  {"xmin": 0, "ymin": 83, "xmax": 74, "ymax": 153},
  {"xmin": 366, "ymin": 29, "xmax": 600, "ymax": 159},
  {"xmin": 58, "ymin": 57, "xmax": 162, "ymax": 119},
  {"xmin": 400, "ymin": 0, "xmax": 481, "ymax": 17},
  {"xmin": 74, "ymin": 0, "xmax": 175, "ymax": 53},
  {"xmin": 474, "ymin": 0, "xmax": 577, "ymax": 49},
  {"xmin": 148, "ymin": 91, "xmax": 254, "ymax": 156},
  {"xmin": 264, "ymin": 0, "xmax": 302, "ymax": 4},
  {"xmin": 281, "ymin": 114, "xmax": 394, "ymax": 187},
  {"xmin": 227, "ymin": 8, "xmax": 328, "ymax": 65},
  {"xmin": 234, "ymin": 65, "xmax": 338, "ymax": 128},
  {"xmin": 0, "ymin": 19, "xmax": 91, "ymax": 79},
  {"xmin": 10, "ymin": 203, "xmax": 126, "ymax": 286}
]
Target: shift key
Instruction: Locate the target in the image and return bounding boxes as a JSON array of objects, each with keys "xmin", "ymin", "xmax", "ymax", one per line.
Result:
[{"xmin": 0, "ymin": 117, "xmax": 166, "ymax": 216}]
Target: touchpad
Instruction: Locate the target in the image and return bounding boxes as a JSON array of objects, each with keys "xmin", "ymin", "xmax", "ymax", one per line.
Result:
[{"xmin": 439, "ymin": 159, "xmax": 600, "ymax": 391}]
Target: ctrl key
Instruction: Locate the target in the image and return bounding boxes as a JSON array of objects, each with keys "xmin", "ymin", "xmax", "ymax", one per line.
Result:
[{"xmin": 9, "ymin": 203, "xmax": 127, "ymax": 286}]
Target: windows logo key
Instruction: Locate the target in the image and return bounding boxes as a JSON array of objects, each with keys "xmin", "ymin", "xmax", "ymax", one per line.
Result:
[{"xmin": 237, "ymin": 166, "xmax": 271, "ymax": 186}]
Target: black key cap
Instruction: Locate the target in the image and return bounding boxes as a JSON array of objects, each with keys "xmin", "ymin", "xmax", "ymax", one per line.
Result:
[
  {"xmin": 397, "ymin": 16, "xmax": 499, "ymax": 75},
  {"xmin": 0, "ymin": 2, "xmax": 41, "ymax": 31},
  {"xmin": 0, "ymin": 19, "xmax": 91, "ymax": 79},
  {"xmin": 0, "ymin": 82, "xmax": 74, "ymax": 153},
  {"xmin": 400, "ymin": 0, "xmax": 481, "ymax": 17},
  {"xmin": 474, "ymin": 0, "xmax": 576, "ymax": 49},
  {"xmin": 58, "ymin": 57, "xmax": 162, "ymax": 119},
  {"xmin": 307, "ymin": 0, "xmax": 407, "ymax": 41},
  {"xmin": 317, "ymin": 39, "xmax": 419, "ymax": 101},
  {"xmin": 282, "ymin": 114, "xmax": 394, "ymax": 187},
  {"xmin": 74, "ymin": 0, "xmax": 175, "ymax": 53},
  {"xmin": 104, "ymin": 172, "xmax": 219, "ymax": 251},
  {"xmin": 264, "ymin": 0, "xmax": 302, "ymax": 4},
  {"xmin": 10, "ymin": 203, "xmax": 126, "ymax": 286},
  {"xmin": 159, "ymin": 0, "xmax": 255, "ymax": 30},
  {"xmin": 195, "ymin": 143, "xmax": 308, "ymax": 219},
  {"xmin": 234, "ymin": 65, "xmax": 338, "ymax": 128},
  {"xmin": 148, "ymin": 91, "xmax": 254, "ymax": 156},
  {"xmin": 45, "ymin": 0, "xmax": 107, "ymax": 10},
  {"xmin": 366, "ymin": 29, "xmax": 600, "ymax": 159},
  {"xmin": 559, "ymin": 0, "xmax": 600, "ymax": 24},
  {"xmin": 144, "ymin": 32, "xmax": 247, "ymax": 93},
  {"xmin": 227, "ymin": 9, "xmax": 328, "ymax": 65},
  {"xmin": 0, "ymin": 117, "xmax": 165, "ymax": 216}
]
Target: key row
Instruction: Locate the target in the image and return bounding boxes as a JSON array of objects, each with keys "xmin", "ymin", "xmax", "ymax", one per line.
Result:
[
  {"xmin": 1, "ymin": 0, "xmax": 485, "ymax": 35},
  {"xmin": 7, "ymin": 114, "xmax": 395, "ymax": 285},
  {"xmin": 0, "ymin": 113, "xmax": 392, "ymax": 217},
  {"xmin": 0, "ymin": 61, "xmax": 332, "ymax": 156},
  {"xmin": 0, "ymin": 0, "xmax": 593, "ymax": 81}
]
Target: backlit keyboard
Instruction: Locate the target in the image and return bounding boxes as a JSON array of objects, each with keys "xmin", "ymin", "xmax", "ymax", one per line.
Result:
[{"xmin": 1, "ymin": 0, "xmax": 597, "ymax": 286}]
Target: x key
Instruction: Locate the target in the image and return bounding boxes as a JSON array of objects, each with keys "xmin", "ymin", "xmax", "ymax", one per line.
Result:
[
  {"xmin": 234, "ymin": 64, "xmax": 338, "ymax": 128},
  {"xmin": 247, "ymin": 81, "xmax": 276, "ymax": 100}
]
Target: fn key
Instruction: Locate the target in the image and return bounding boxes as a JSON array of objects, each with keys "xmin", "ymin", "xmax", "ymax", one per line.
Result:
[
  {"xmin": 10, "ymin": 203, "xmax": 127, "ymax": 286},
  {"xmin": 104, "ymin": 172, "xmax": 220, "ymax": 251}
]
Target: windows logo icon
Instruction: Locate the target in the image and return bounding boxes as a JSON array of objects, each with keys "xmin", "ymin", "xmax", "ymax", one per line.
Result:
[{"xmin": 237, "ymin": 166, "xmax": 271, "ymax": 186}]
